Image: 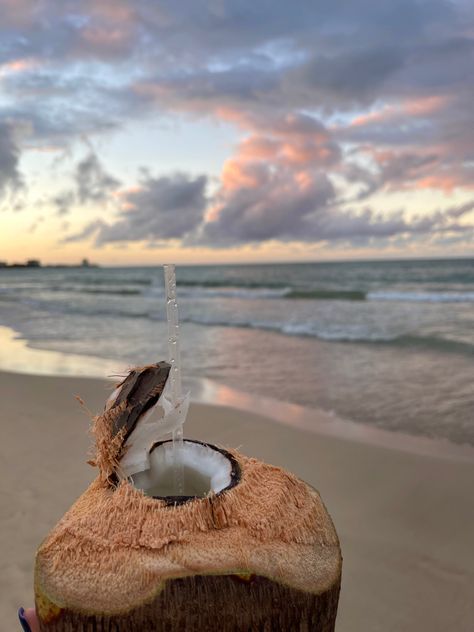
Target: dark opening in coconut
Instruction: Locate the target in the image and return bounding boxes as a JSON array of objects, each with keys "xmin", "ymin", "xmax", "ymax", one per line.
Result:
[{"xmin": 130, "ymin": 439, "xmax": 240, "ymax": 502}]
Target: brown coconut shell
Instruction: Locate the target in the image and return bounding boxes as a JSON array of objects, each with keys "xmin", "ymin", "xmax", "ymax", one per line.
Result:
[{"xmin": 34, "ymin": 364, "xmax": 342, "ymax": 631}]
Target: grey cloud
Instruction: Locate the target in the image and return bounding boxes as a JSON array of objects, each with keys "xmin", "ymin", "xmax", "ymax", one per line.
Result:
[
  {"xmin": 309, "ymin": 208, "xmax": 466, "ymax": 244},
  {"xmin": 446, "ymin": 200, "xmax": 474, "ymax": 219},
  {"xmin": 130, "ymin": 49, "xmax": 402, "ymax": 116},
  {"xmin": 0, "ymin": 122, "xmax": 23, "ymax": 196},
  {"xmin": 62, "ymin": 219, "xmax": 105, "ymax": 243},
  {"xmin": 0, "ymin": 3, "xmax": 136, "ymax": 64},
  {"xmin": 385, "ymin": 37, "xmax": 474, "ymax": 99},
  {"xmin": 291, "ymin": 47, "xmax": 405, "ymax": 107},
  {"xmin": 27, "ymin": 215, "xmax": 44, "ymax": 233},
  {"xmin": 373, "ymin": 153, "xmax": 439, "ymax": 195},
  {"xmin": 198, "ymin": 193, "xmax": 459, "ymax": 247},
  {"xmin": 124, "ymin": 2, "xmax": 472, "ymax": 114},
  {"xmin": 52, "ymin": 190, "xmax": 75, "ymax": 216},
  {"xmin": 64, "ymin": 172, "xmax": 208, "ymax": 244},
  {"xmin": 0, "ymin": 0, "xmax": 455, "ymax": 67},
  {"xmin": 201, "ymin": 206, "xmax": 472, "ymax": 247},
  {"xmin": 144, "ymin": 65, "xmax": 280, "ymax": 108},
  {"xmin": 200, "ymin": 169, "xmax": 336, "ymax": 245},
  {"xmin": 76, "ymin": 152, "xmax": 120, "ymax": 204},
  {"xmin": 1, "ymin": 0, "xmax": 468, "ymax": 118},
  {"xmin": 1, "ymin": 77, "xmax": 122, "ymax": 149},
  {"xmin": 50, "ymin": 151, "xmax": 120, "ymax": 215}
]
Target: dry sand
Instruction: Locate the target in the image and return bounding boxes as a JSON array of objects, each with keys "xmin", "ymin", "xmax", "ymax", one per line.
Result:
[{"xmin": 1, "ymin": 369, "xmax": 474, "ymax": 632}]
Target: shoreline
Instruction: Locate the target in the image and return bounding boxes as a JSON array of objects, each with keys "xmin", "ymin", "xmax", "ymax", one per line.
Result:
[
  {"xmin": 1, "ymin": 370, "xmax": 474, "ymax": 631},
  {"xmin": 0, "ymin": 324, "xmax": 473, "ymax": 463}
]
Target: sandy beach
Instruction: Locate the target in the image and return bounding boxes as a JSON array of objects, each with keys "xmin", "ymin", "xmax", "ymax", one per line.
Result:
[{"xmin": 2, "ymin": 369, "xmax": 474, "ymax": 632}]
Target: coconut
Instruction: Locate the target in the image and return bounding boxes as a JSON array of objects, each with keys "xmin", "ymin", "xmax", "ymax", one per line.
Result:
[
  {"xmin": 131, "ymin": 439, "xmax": 241, "ymax": 504},
  {"xmin": 34, "ymin": 364, "xmax": 342, "ymax": 631}
]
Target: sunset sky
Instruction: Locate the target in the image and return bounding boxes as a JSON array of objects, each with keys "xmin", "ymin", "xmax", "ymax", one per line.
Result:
[{"xmin": 0, "ymin": 0, "xmax": 473, "ymax": 265}]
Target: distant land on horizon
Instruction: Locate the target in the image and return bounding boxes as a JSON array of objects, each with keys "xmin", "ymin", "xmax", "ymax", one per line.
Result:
[{"xmin": 0, "ymin": 258, "xmax": 98, "ymax": 269}]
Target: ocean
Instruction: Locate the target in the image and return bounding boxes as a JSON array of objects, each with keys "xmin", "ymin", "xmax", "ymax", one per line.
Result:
[{"xmin": 0, "ymin": 259, "xmax": 473, "ymax": 446}]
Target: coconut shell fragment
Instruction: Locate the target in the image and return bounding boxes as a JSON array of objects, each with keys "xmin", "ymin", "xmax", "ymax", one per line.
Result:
[{"xmin": 108, "ymin": 361, "xmax": 171, "ymax": 444}]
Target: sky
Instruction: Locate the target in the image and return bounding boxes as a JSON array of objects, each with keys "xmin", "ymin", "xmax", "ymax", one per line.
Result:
[{"xmin": 0, "ymin": 0, "xmax": 473, "ymax": 265}]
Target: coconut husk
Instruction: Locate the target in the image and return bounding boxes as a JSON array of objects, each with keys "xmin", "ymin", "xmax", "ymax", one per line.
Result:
[
  {"xmin": 91, "ymin": 362, "xmax": 171, "ymax": 482},
  {"xmin": 34, "ymin": 365, "xmax": 342, "ymax": 631}
]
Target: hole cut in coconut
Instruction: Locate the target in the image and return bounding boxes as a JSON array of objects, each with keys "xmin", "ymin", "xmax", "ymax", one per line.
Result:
[{"xmin": 130, "ymin": 439, "xmax": 240, "ymax": 502}]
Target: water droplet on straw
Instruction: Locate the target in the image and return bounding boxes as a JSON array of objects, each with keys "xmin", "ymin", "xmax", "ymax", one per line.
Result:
[{"xmin": 163, "ymin": 264, "xmax": 184, "ymax": 494}]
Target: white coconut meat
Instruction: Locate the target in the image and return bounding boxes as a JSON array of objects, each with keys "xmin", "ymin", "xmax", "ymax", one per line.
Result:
[
  {"xmin": 131, "ymin": 440, "xmax": 235, "ymax": 498},
  {"xmin": 111, "ymin": 376, "xmax": 191, "ymax": 480}
]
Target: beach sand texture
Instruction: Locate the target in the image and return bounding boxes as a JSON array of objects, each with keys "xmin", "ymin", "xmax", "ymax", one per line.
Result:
[{"xmin": 2, "ymin": 370, "xmax": 474, "ymax": 632}]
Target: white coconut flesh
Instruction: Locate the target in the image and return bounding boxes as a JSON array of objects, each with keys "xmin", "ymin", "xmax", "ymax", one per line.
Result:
[
  {"xmin": 115, "ymin": 376, "xmax": 191, "ymax": 480},
  {"xmin": 131, "ymin": 440, "xmax": 234, "ymax": 498}
]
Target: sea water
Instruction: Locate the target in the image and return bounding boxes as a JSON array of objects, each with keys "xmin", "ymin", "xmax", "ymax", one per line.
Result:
[{"xmin": 0, "ymin": 259, "xmax": 472, "ymax": 445}]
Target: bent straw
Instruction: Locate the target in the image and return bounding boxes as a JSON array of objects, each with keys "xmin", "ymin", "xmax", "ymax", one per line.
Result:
[{"xmin": 163, "ymin": 264, "xmax": 184, "ymax": 494}]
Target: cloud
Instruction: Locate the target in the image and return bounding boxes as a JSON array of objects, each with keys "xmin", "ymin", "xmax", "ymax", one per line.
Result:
[
  {"xmin": 1, "ymin": 0, "xmax": 473, "ymax": 253},
  {"xmin": 198, "ymin": 181, "xmax": 472, "ymax": 248},
  {"xmin": 75, "ymin": 152, "xmax": 121, "ymax": 204},
  {"xmin": 60, "ymin": 97, "xmax": 473, "ymax": 250},
  {"xmin": 64, "ymin": 172, "xmax": 208, "ymax": 244},
  {"xmin": 191, "ymin": 111, "xmax": 342, "ymax": 244},
  {"xmin": 446, "ymin": 200, "xmax": 474, "ymax": 219},
  {"xmin": 2, "ymin": 1, "xmax": 471, "ymax": 123},
  {"xmin": 339, "ymin": 151, "xmax": 442, "ymax": 201},
  {"xmin": 0, "ymin": 121, "xmax": 23, "ymax": 196},
  {"xmin": 199, "ymin": 168, "xmax": 336, "ymax": 244},
  {"xmin": 52, "ymin": 190, "xmax": 75, "ymax": 216},
  {"xmin": 109, "ymin": 2, "xmax": 473, "ymax": 206},
  {"xmin": 287, "ymin": 46, "xmax": 405, "ymax": 109},
  {"xmin": 50, "ymin": 151, "xmax": 120, "ymax": 215},
  {"xmin": 62, "ymin": 219, "xmax": 105, "ymax": 243},
  {"xmin": 63, "ymin": 160, "xmax": 473, "ymax": 248},
  {"xmin": 0, "ymin": 79, "xmax": 122, "ymax": 149}
]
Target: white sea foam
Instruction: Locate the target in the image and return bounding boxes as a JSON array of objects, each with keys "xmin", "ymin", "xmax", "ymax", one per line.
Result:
[{"xmin": 368, "ymin": 290, "xmax": 474, "ymax": 303}]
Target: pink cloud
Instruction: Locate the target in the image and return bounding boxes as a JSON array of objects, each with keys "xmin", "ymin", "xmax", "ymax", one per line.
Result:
[
  {"xmin": 415, "ymin": 174, "xmax": 474, "ymax": 193},
  {"xmin": 0, "ymin": 57, "xmax": 39, "ymax": 76},
  {"xmin": 238, "ymin": 137, "xmax": 279, "ymax": 161},
  {"xmin": 404, "ymin": 95, "xmax": 450, "ymax": 116},
  {"xmin": 349, "ymin": 95, "xmax": 451, "ymax": 128},
  {"xmin": 85, "ymin": 0, "xmax": 135, "ymax": 24},
  {"xmin": 0, "ymin": 0, "xmax": 40, "ymax": 27},
  {"xmin": 221, "ymin": 159, "xmax": 265, "ymax": 191},
  {"xmin": 81, "ymin": 27, "xmax": 131, "ymax": 53},
  {"xmin": 218, "ymin": 111, "xmax": 341, "ymax": 187}
]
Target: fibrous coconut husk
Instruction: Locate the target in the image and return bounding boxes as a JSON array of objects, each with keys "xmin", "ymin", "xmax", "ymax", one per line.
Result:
[{"xmin": 34, "ymin": 364, "xmax": 342, "ymax": 631}]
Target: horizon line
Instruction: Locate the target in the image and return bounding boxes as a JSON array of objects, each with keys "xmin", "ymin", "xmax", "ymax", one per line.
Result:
[{"xmin": 2, "ymin": 254, "xmax": 472, "ymax": 268}]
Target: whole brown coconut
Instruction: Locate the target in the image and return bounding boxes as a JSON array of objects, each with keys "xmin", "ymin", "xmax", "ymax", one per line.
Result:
[{"xmin": 34, "ymin": 364, "xmax": 342, "ymax": 631}]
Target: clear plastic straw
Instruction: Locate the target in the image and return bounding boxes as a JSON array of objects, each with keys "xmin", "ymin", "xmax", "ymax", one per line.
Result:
[{"xmin": 163, "ymin": 264, "xmax": 184, "ymax": 494}]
